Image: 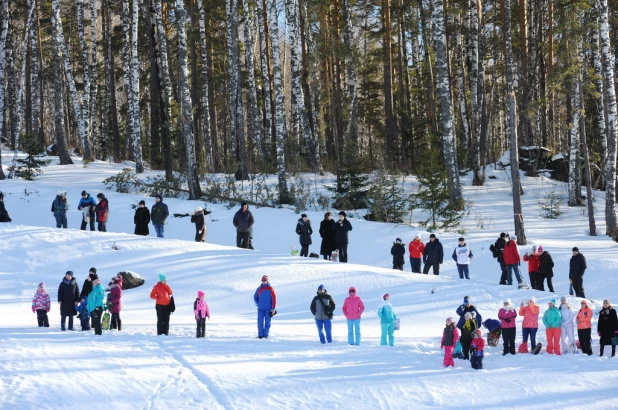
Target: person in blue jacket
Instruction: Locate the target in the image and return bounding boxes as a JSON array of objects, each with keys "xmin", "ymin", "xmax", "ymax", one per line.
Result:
[
  {"xmin": 77, "ymin": 190, "xmax": 96, "ymax": 231},
  {"xmin": 378, "ymin": 293, "xmax": 397, "ymax": 346},
  {"xmin": 456, "ymin": 296, "xmax": 483, "ymax": 329},
  {"xmin": 254, "ymin": 275, "xmax": 277, "ymax": 339},
  {"xmin": 87, "ymin": 279, "xmax": 105, "ymax": 335}
]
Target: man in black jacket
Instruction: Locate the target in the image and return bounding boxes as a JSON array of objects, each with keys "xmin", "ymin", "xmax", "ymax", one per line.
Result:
[
  {"xmin": 493, "ymin": 233, "xmax": 508, "ymax": 285},
  {"xmin": 58, "ymin": 271, "xmax": 80, "ymax": 331},
  {"xmin": 233, "ymin": 202, "xmax": 255, "ymax": 248},
  {"xmin": 422, "ymin": 234, "xmax": 444, "ymax": 275},
  {"xmin": 333, "ymin": 211, "xmax": 353, "ymax": 262},
  {"xmin": 569, "ymin": 247, "xmax": 587, "ymax": 298},
  {"xmin": 151, "ymin": 194, "xmax": 169, "ymax": 238}
]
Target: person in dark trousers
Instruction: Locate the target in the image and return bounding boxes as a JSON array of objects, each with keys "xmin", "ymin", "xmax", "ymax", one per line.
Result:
[
  {"xmin": 254, "ymin": 275, "xmax": 276, "ymax": 339},
  {"xmin": 334, "ymin": 211, "xmax": 353, "ymax": 263},
  {"xmin": 391, "ymin": 238, "xmax": 405, "ymax": 270},
  {"xmin": 52, "ymin": 191, "xmax": 69, "ymax": 228},
  {"xmin": 422, "ymin": 234, "xmax": 443, "ymax": 275},
  {"xmin": 80, "ymin": 268, "xmax": 98, "ymax": 299},
  {"xmin": 523, "ymin": 246, "xmax": 541, "ymax": 290},
  {"xmin": 94, "ymin": 193, "xmax": 109, "ymax": 232},
  {"xmin": 319, "ymin": 212, "xmax": 337, "ymax": 260},
  {"xmin": 470, "ymin": 330, "xmax": 485, "ymax": 370},
  {"xmin": 310, "ymin": 284, "xmax": 336, "ymax": 343},
  {"xmin": 151, "ymin": 194, "xmax": 169, "ymax": 237},
  {"xmin": 0, "ymin": 191, "xmax": 11, "ymax": 223},
  {"xmin": 233, "ymin": 202, "xmax": 255, "ymax": 249},
  {"xmin": 32, "ymin": 282, "xmax": 50, "ymax": 327},
  {"xmin": 150, "ymin": 274, "xmax": 173, "ymax": 335},
  {"xmin": 456, "ymin": 296, "xmax": 483, "ymax": 329},
  {"xmin": 569, "ymin": 247, "xmax": 587, "ymax": 298},
  {"xmin": 498, "ymin": 299, "xmax": 517, "ymax": 355},
  {"xmin": 77, "ymin": 190, "xmax": 96, "ymax": 231},
  {"xmin": 452, "ymin": 237, "xmax": 473, "ymax": 279},
  {"xmin": 87, "ymin": 278, "xmax": 105, "ymax": 335},
  {"xmin": 296, "ymin": 214, "xmax": 313, "ymax": 257},
  {"xmin": 597, "ymin": 299, "xmax": 618, "ymax": 357},
  {"xmin": 194, "ymin": 291, "xmax": 210, "ymax": 338},
  {"xmin": 191, "ymin": 207, "xmax": 207, "ymax": 242},
  {"xmin": 492, "ymin": 233, "xmax": 508, "ymax": 284},
  {"xmin": 57, "ymin": 271, "xmax": 80, "ymax": 331},
  {"xmin": 108, "ymin": 275, "xmax": 123, "ymax": 330},
  {"xmin": 134, "ymin": 200, "xmax": 150, "ymax": 236},
  {"xmin": 537, "ymin": 246, "xmax": 554, "ymax": 292}
]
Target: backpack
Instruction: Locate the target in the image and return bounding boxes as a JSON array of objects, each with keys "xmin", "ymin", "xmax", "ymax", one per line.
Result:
[{"xmin": 489, "ymin": 244, "xmax": 499, "ymax": 259}]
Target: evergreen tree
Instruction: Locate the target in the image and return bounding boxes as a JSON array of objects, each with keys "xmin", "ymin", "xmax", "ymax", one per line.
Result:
[
  {"xmin": 326, "ymin": 161, "xmax": 369, "ymax": 210},
  {"xmin": 10, "ymin": 135, "xmax": 52, "ymax": 180},
  {"xmin": 365, "ymin": 170, "xmax": 409, "ymax": 223}
]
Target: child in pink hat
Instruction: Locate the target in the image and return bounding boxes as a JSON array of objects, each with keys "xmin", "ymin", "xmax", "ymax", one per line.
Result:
[
  {"xmin": 441, "ymin": 317, "xmax": 460, "ymax": 367},
  {"xmin": 194, "ymin": 291, "xmax": 211, "ymax": 338}
]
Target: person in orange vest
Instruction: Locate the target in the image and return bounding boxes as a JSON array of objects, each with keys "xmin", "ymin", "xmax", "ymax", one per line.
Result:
[
  {"xmin": 408, "ymin": 234, "xmax": 425, "ymax": 273},
  {"xmin": 150, "ymin": 274, "xmax": 173, "ymax": 335},
  {"xmin": 576, "ymin": 299, "xmax": 593, "ymax": 355}
]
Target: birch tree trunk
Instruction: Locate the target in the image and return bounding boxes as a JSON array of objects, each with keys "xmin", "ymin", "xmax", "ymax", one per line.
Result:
[
  {"xmin": 76, "ymin": 0, "xmax": 92, "ymax": 160},
  {"xmin": 51, "ymin": 0, "xmax": 73, "ymax": 165},
  {"xmin": 29, "ymin": 0, "xmax": 40, "ymax": 144},
  {"xmin": 89, "ymin": 0, "xmax": 99, "ymax": 158},
  {"xmin": 382, "ymin": 0, "xmax": 397, "ymax": 166},
  {"xmin": 456, "ymin": 15, "xmax": 469, "ymax": 160},
  {"xmin": 504, "ymin": 0, "xmax": 526, "ymax": 244},
  {"xmin": 579, "ymin": 77, "xmax": 596, "ymax": 236},
  {"xmin": 102, "ymin": 0, "xmax": 110, "ymax": 160},
  {"xmin": 176, "ymin": 0, "xmax": 201, "ymax": 199},
  {"xmin": 469, "ymin": 0, "xmax": 483, "ymax": 185},
  {"xmin": 342, "ymin": 0, "xmax": 359, "ymax": 159},
  {"xmin": 432, "ymin": 0, "xmax": 463, "ymax": 203},
  {"xmin": 131, "ymin": 0, "xmax": 143, "ymax": 172},
  {"xmin": 198, "ymin": 0, "xmax": 213, "ymax": 170},
  {"xmin": 121, "ymin": 0, "xmax": 134, "ymax": 160},
  {"xmin": 256, "ymin": 0, "xmax": 273, "ymax": 160},
  {"xmin": 591, "ymin": 10, "xmax": 607, "ymax": 173},
  {"xmin": 568, "ymin": 70, "xmax": 582, "ymax": 207},
  {"xmin": 0, "ymin": 0, "xmax": 8, "ymax": 179},
  {"xmin": 599, "ymin": 0, "xmax": 618, "ymax": 237}
]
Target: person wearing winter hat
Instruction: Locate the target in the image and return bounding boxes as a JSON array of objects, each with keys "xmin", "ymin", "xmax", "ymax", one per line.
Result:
[
  {"xmin": 151, "ymin": 194, "xmax": 169, "ymax": 238},
  {"xmin": 576, "ymin": 299, "xmax": 593, "ymax": 355},
  {"xmin": 498, "ymin": 299, "xmax": 518, "ymax": 355},
  {"xmin": 134, "ymin": 200, "xmax": 151, "ymax": 236},
  {"xmin": 194, "ymin": 291, "xmax": 211, "ymax": 338},
  {"xmin": 408, "ymin": 233, "xmax": 425, "ymax": 273},
  {"xmin": 108, "ymin": 275, "xmax": 123, "ymax": 330},
  {"xmin": 233, "ymin": 201, "xmax": 255, "ymax": 249},
  {"xmin": 597, "ymin": 299, "xmax": 618, "ymax": 357},
  {"xmin": 57, "ymin": 271, "xmax": 79, "ymax": 331},
  {"xmin": 519, "ymin": 297, "xmax": 540, "ymax": 353},
  {"xmin": 452, "ymin": 237, "xmax": 473, "ymax": 280},
  {"xmin": 310, "ymin": 284, "xmax": 336, "ymax": 344},
  {"xmin": 52, "ymin": 191, "xmax": 69, "ymax": 229},
  {"xmin": 94, "ymin": 193, "xmax": 109, "ymax": 232},
  {"xmin": 334, "ymin": 211, "xmax": 353, "ymax": 263},
  {"xmin": 537, "ymin": 246, "xmax": 555, "ymax": 292},
  {"xmin": 77, "ymin": 190, "xmax": 96, "ymax": 231},
  {"xmin": 391, "ymin": 238, "xmax": 406, "ymax": 270},
  {"xmin": 0, "ymin": 191, "xmax": 11, "ymax": 223},
  {"xmin": 490, "ymin": 232, "xmax": 509, "ymax": 285},
  {"xmin": 254, "ymin": 275, "xmax": 276, "ymax": 339},
  {"xmin": 543, "ymin": 300, "xmax": 562, "ymax": 355},
  {"xmin": 456, "ymin": 296, "xmax": 483, "ymax": 330},
  {"xmin": 503, "ymin": 235, "xmax": 528, "ymax": 288},
  {"xmin": 150, "ymin": 274, "xmax": 173, "ymax": 335},
  {"xmin": 296, "ymin": 214, "xmax": 313, "ymax": 257},
  {"xmin": 377, "ymin": 294, "xmax": 397, "ymax": 346},
  {"xmin": 569, "ymin": 247, "xmax": 587, "ymax": 298},
  {"xmin": 319, "ymin": 212, "xmax": 337, "ymax": 260},
  {"xmin": 191, "ymin": 206, "xmax": 207, "ymax": 243},
  {"xmin": 440, "ymin": 317, "xmax": 460, "ymax": 367},
  {"xmin": 87, "ymin": 278, "xmax": 105, "ymax": 335},
  {"xmin": 422, "ymin": 233, "xmax": 444, "ymax": 275},
  {"xmin": 470, "ymin": 329, "xmax": 485, "ymax": 370},
  {"xmin": 559, "ymin": 296, "xmax": 576, "ymax": 354},
  {"xmin": 460, "ymin": 312, "xmax": 478, "ymax": 360},
  {"xmin": 342, "ymin": 287, "xmax": 365, "ymax": 345},
  {"xmin": 523, "ymin": 246, "xmax": 541, "ymax": 290},
  {"xmin": 32, "ymin": 283, "xmax": 51, "ymax": 327}
]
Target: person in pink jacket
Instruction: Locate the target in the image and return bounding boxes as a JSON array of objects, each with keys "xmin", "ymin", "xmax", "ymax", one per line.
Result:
[
  {"xmin": 498, "ymin": 299, "xmax": 518, "ymax": 355},
  {"xmin": 32, "ymin": 282, "xmax": 51, "ymax": 327},
  {"xmin": 108, "ymin": 275, "xmax": 123, "ymax": 331},
  {"xmin": 441, "ymin": 317, "xmax": 460, "ymax": 367},
  {"xmin": 194, "ymin": 291, "xmax": 211, "ymax": 338},
  {"xmin": 518, "ymin": 297, "xmax": 540, "ymax": 353},
  {"xmin": 342, "ymin": 287, "xmax": 365, "ymax": 345}
]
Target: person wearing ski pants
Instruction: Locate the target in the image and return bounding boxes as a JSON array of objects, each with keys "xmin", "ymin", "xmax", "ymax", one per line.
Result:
[
  {"xmin": 441, "ymin": 317, "xmax": 460, "ymax": 367},
  {"xmin": 342, "ymin": 287, "xmax": 365, "ymax": 345},
  {"xmin": 254, "ymin": 275, "xmax": 276, "ymax": 338},
  {"xmin": 498, "ymin": 299, "xmax": 518, "ymax": 355},
  {"xmin": 519, "ymin": 297, "xmax": 539, "ymax": 353},
  {"xmin": 543, "ymin": 300, "xmax": 562, "ymax": 355},
  {"xmin": 559, "ymin": 296, "xmax": 576, "ymax": 353},
  {"xmin": 378, "ymin": 294, "xmax": 396, "ymax": 346}
]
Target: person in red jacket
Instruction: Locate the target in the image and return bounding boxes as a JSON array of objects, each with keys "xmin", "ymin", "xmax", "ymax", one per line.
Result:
[
  {"xmin": 503, "ymin": 235, "xmax": 527, "ymax": 288},
  {"xmin": 470, "ymin": 329, "xmax": 485, "ymax": 369},
  {"xmin": 150, "ymin": 274, "xmax": 173, "ymax": 335},
  {"xmin": 523, "ymin": 246, "xmax": 541, "ymax": 290},
  {"xmin": 95, "ymin": 193, "xmax": 109, "ymax": 232},
  {"xmin": 408, "ymin": 234, "xmax": 425, "ymax": 273}
]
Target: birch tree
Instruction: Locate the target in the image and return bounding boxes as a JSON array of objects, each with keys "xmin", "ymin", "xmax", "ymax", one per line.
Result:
[
  {"xmin": 29, "ymin": 0, "xmax": 40, "ymax": 144},
  {"xmin": 469, "ymin": 0, "xmax": 483, "ymax": 185},
  {"xmin": 130, "ymin": 0, "xmax": 143, "ymax": 172},
  {"xmin": 591, "ymin": 10, "xmax": 607, "ymax": 173},
  {"xmin": 432, "ymin": 0, "xmax": 462, "ymax": 203},
  {"xmin": 342, "ymin": 0, "xmax": 359, "ymax": 158},
  {"xmin": 176, "ymin": 0, "xmax": 201, "ymax": 199},
  {"xmin": 256, "ymin": 0, "xmax": 272, "ymax": 158},
  {"xmin": 456, "ymin": 15, "xmax": 469, "ymax": 158},
  {"xmin": 121, "ymin": 0, "xmax": 134, "ymax": 159},
  {"xmin": 0, "ymin": 0, "xmax": 8, "ymax": 179},
  {"xmin": 198, "ymin": 0, "xmax": 213, "ymax": 170},
  {"xmin": 76, "ymin": 0, "xmax": 92, "ymax": 159},
  {"xmin": 568, "ymin": 69, "xmax": 582, "ymax": 207},
  {"xmin": 89, "ymin": 0, "xmax": 99, "ymax": 157}
]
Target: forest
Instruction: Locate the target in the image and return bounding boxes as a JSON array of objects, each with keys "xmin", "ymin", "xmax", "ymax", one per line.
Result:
[{"xmin": 0, "ymin": 0, "xmax": 617, "ymax": 238}]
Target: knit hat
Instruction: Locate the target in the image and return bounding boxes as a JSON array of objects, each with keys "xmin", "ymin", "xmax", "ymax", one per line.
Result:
[
  {"xmin": 383, "ymin": 293, "xmax": 390, "ymax": 300},
  {"xmin": 537, "ymin": 246, "xmax": 544, "ymax": 253},
  {"xmin": 549, "ymin": 299, "xmax": 556, "ymax": 305},
  {"xmin": 65, "ymin": 271, "xmax": 73, "ymax": 277},
  {"xmin": 572, "ymin": 247, "xmax": 579, "ymax": 252},
  {"xmin": 464, "ymin": 297, "xmax": 470, "ymax": 305},
  {"xmin": 89, "ymin": 267, "xmax": 97, "ymax": 274},
  {"xmin": 88, "ymin": 272, "xmax": 98, "ymax": 281},
  {"xmin": 429, "ymin": 234, "xmax": 436, "ymax": 239},
  {"xmin": 581, "ymin": 299, "xmax": 590, "ymax": 307},
  {"xmin": 261, "ymin": 275, "xmax": 268, "ymax": 281},
  {"xmin": 473, "ymin": 329, "xmax": 482, "ymax": 338},
  {"xmin": 156, "ymin": 194, "xmax": 163, "ymax": 200},
  {"xmin": 197, "ymin": 291, "xmax": 205, "ymax": 298},
  {"xmin": 510, "ymin": 235, "xmax": 517, "ymax": 241},
  {"xmin": 81, "ymin": 190, "xmax": 87, "ymax": 196},
  {"xmin": 458, "ymin": 237, "xmax": 465, "ymax": 242},
  {"xmin": 560, "ymin": 296, "xmax": 568, "ymax": 302},
  {"xmin": 301, "ymin": 213, "xmax": 307, "ymax": 218},
  {"xmin": 500, "ymin": 232, "xmax": 507, "ymax": 238},
  {"xmin": 195, "ymin": 207, "xmax": 203, "ymax": 213},
  {"xmin": 318, "ymin": 284, "xmax": 325, "ymax": 291},
  {"xmin": 504, "ymin": 298, "xmax": 512, "ymax": 306},
  {"xmin": 529, "ymin": 296, "xmax": 537, "ymax": 303},
  {"xmin": 139, "ymin": 200, "xmax": 146, "ymax": 206},
  {"xmin": 395, "ymin": 238, "xmax": 402, "ymax": 243},
  {"xmin": 97, "ymin": 193, "xmax": 105, "ymax": 199},
  {"xmin": 415, "ymin": 232, "xmax": 421, "ymax": 240},
  {"xmin": 92, "ymin": 279, "xmax": 101, "ymax": 286},
  {"xmin": 339, "ymin": 211, "xmax": 346, "ymax": 217},
  {"xmin": 57, "ymin": 190, "xmax": 66, "ymax": 196},
  {"xmin": 38, "ymin": 282, "xmax": 45, "ymax": 290},
  {"xmin": 532, "ymin": 246, "xmax": 538, "ymax": 252},
  {"xmin": 603, "ymin": 299, "xmax": 611, "ymax": 306},
  {"xmin": 158, "ymin": 273, "xmax": 167, "ymax": 282},
  {"xmin": 348, "ymin": 287, "xmax": 357, "ymax": 293},
  {"xmin": 446, "ymin": 317, "xmax": 453, "ymax": 324},
  {"xmin": 464, "ymin": 312, "xmax": 472, "ymax": 320}
]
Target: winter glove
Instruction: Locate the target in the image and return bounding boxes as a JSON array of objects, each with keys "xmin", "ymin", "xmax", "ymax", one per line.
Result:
[
  {"xmin": 32, "ymin": 308, "xmax": 35, "ymax": 313},
  {"xmin": 504, "ymin": 318, "xmax": 511, "ymax": 323},
  {"xmin": 440, "ymin": 345, "xmax": 444, "ymax": 349},
  {"xmin": 198, "ymin": 230, "xmax": 202, "ymax": 234},
  {"xmin": 598, "ymin": 332, "xmax": 601, "ymax": 337},
  {"xmin": 47, "ymin": 309, "xmax": 50, "ymax": 313}
]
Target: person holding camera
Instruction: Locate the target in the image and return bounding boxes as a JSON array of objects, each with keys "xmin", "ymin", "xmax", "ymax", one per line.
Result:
[
  {"xmin": 519, "ymin": 297, "xmax": 540, "ymax": 353},
  {"xmin": 254, "ymin": 275, "xmax": 276, "ymax": 339},
  {"xmin": 523, "ymin": 246, "xmax": 541, "ymax": 290},
  {"xmin": 310, "ymin": 284, "xmax": 336, "ymax": 344}
]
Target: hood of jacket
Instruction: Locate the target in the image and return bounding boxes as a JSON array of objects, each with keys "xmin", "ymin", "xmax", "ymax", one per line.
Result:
[{"xmin": 62, "ymin": 277, "xmax": 76, "ymax": 286}]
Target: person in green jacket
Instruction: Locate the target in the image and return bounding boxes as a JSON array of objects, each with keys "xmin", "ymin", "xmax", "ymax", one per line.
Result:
[
  {"xmin": 378, "ymin": 293, "xmax": 397, "ymax": 346},
  {"xmin": 87, "ymin": 279, "xmax": 106, "ymax": 335},
  {"xmin": 543, "ymin": 299, "xmax": 562, "ymax": 355}
]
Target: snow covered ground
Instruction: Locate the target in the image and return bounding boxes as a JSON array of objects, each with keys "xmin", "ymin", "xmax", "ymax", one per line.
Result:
[{"xmin": 1, "ymin": 152, "xmax": 618, "ymax": 409}]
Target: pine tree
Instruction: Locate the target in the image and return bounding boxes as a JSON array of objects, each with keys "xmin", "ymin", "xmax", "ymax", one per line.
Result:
[
  {"xmin": 9, "ymin": 135, "xmax": 51, "ymax": 181},
  {"xmin": 326, "ymin": 161, "xmax": 369, "ymax": 210},
  {"xmin": 366, "ymin": 170, "xmax": 408, "ymax": 223}
]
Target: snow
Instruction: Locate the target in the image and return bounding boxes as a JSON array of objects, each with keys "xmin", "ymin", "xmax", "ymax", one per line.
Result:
[{"xmin": 1, "ymin": 152, "xmax": 618, "ymax": 409}]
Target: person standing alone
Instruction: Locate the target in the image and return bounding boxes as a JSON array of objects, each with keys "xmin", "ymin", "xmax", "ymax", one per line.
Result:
[
  {"xmin": 94, "ymin": 193, "xmax": 109, "ymax": 232},
  {"xmin": 452, "ymin": 237, "xmax": 473, "ymax": 279},
  {"xmin": 569, "ymin": 247, "xmax": 587, "ymax": 298},
  {"xmin": 334, "ymin": 211, "xmax": 353, "ymax": 262},
  {"xmin": 422, "ymin": 234, "xmax": 443, "ymax": 275},
  {"xmin": 233, "ymin": 202, "xmax": 255, "ymax": 249},
  {"xmin": 254, "ymin": 275, "xmax": 276, "ymax": 339},
  {"xmin": 151, "ymin": 194, "xmax": 169, "ymax": 238},
  {"xmin": 296, "ymin": 214, "xmax": 313, "ymax": 257}
]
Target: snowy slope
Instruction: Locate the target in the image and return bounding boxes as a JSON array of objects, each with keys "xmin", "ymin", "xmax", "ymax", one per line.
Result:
[{"xmin": 1, "ymin": 153, "xmax": 618, "ymax": 410}]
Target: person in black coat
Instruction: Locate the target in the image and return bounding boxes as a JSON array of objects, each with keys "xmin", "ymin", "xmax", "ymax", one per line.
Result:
[
  {"xmin": 191, "ymin": 207, "xmax": 207, "ymax": 242},
  {"xmin": 422, "ymin": 234, "xmax": 444, "ymax": 275},
  {"xmin": 598, "ymin": 300, "xmax": 618, "ymax": 357},
  {"xmin": 569, "ymin": 247, "xmax": 587, "ymax": 298},
  {"xmin": 134, "ymin": 200, "xmax": 150, "ymax": 236},
  {"xmin": 492, "ymin": 233, "xmax": 508, "ymax": 284},
  {"xmin": 391, "ymin": 238, "xmax": 405, "ymax": 270},
  {"xmin": 58, "ymin": 271, "xmax": 80, "ymax": 331},
  {"xmin": 319, "ymin": 212, "xmax": 337, "ymax": 260},
  {"xmin": 233, "ymin": 202, "xmax": 255, "ymax": 248},
  {"xmin": 80, "ymin": 268, "xmax": 98, "ymax": 299},
  {"xmin": 295, "ymin": 214, "xmax": 313, "ymax": 257},
  {"xmin": 537, "ymin": 246, "xmax": 554, "ymax": 292},
  {"xmin": 333, "ymin": 211, "xmax": 353, "ymax": 263},
  {"xmin": 0, "ymin": 192, "xmax": 11, "ymax": 222}
]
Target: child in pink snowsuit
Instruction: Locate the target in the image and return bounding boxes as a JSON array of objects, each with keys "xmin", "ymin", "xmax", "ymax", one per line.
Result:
[
  {"xmin": 194, "ymin": 291, "xmax": 210, "ymax": 338},
  {"xmin": 441, "ymin": 317, "xmax": 460, "ymax": 367}
]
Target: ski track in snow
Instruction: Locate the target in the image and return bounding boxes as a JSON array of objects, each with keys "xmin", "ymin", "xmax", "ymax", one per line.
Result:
[{"xmin": 1, "ymin": 154, "xmax": 618, "ymax": 408}]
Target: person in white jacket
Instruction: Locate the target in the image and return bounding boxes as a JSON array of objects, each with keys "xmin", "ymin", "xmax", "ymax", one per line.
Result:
[
  {"xmin": 451, "ymin": 237, "xmax": 473, "ymax": 280},
  {"xmin": 559, "ymin": 296, "xmax": 576, "ymax": 353}
]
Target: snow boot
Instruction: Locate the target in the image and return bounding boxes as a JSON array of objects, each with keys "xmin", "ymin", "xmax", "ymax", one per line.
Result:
[
  {"xmin": 518, "ymin": 283, "xmax": 530, "ymax": 290},
  {"xmin": 518, "ymin": 342, "xmax": 529, "ymax": 354},
  {"xmin": 532, "ymin": 342, "xmax": 543, "ymax": 355}
]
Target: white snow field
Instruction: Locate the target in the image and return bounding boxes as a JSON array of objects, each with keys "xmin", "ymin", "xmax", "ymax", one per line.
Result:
[{"xmin": 1, "ymin": 154, "xmax": 618, "ymax": 410}]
